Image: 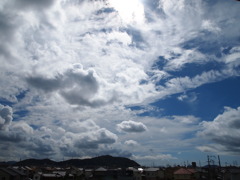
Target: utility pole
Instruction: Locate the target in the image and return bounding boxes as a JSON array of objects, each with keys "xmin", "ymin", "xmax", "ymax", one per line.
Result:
[
  {"xmin": 207, "ymin": 155, "xmax": 210, "ymax": 166},
  {"xmin": 218, "ymin": 155, "xmax": 221, "ymax": 167},
  {"xmin": 198, "ymin": 160, "xmax": 201, "ymax": 167},
  {"xmin": 207, "ymin": 155, "xmax": 210, "ymax": 180}
]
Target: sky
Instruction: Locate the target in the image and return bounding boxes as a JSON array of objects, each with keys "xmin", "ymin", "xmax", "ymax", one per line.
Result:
[{"xmin": 0, "ymin": 0, "xmax": 240, "ymax": 166}]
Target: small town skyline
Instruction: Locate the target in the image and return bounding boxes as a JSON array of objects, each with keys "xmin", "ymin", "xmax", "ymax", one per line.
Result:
[
  {"xmin": 1, "ymin": 155, "xmax": 240, "ymax": 180},
  {"xmin": 1, "ymin": 154, "xmax": 239, "ymax": 169}
]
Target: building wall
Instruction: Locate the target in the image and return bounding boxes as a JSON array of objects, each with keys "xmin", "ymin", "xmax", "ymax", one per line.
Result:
[
  {"xmin": 174, "ymin": 174, "xmax": 192, "ymax": 180},
  {"xmin": 0, "ymin": 171, "xmax": 11, "ymax": 180},
  {"xmin": 0, "ymin": 169, "xmax": 20, "ymax": 180}
]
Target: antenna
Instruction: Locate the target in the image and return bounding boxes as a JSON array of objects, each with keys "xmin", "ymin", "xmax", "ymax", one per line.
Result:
[
  {"xmin": 218, "ymin": 155, "xmax": 221, "ymax": 168},
  {"xmin": 207, "ymin": 155, "xmax": 210, "ymax": 167}
]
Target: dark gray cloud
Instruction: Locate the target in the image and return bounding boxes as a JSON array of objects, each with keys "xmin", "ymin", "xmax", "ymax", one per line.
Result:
[
  {"xmin": 75, "ymin": 138, "xmax": 99, "ymax": 149},
  {"xmin": 99, "ymin": 149, "xmax": 132, "ymax": 158},
  {"xmin": 0, "ymin": 105, "xmax": 13, "ymax": 130},
  {"xmin": 26, "ymin": 66, "xmax": 111, "ymax": 107},
  {"xmin": 94, "ymin": 128, "xmax": 117, "ymax": 144},
  {"xmin": 60, "ymin": 68, "xmax": 102, "ymax": 107},
  {"xmin": 199, "ymin": 106, "xmax": 240, "ymax": 154},
  {"xmin": 229, "ymin": 116, "xmax": 240, "ymax": 129},
  {"xmin": 117, "ymin": 120, "xmax": 147, "ymax": 133},
  {"xmin": 26, "ymin": 76, "xmax": 61, "ymax": 92},
  {"xmin": 15, "ymin": 0, "xmax": 56, "ymax": 10},
  {"xmin": 0, "ymin": 12, "xmax": 16, "ymax": 41},
  {"xmin": 25, "ymin": 137, "xmax": 56, "ymax": 156},
  {"xmin": 74, "ymin": 128, "xmax": 117, "ymax": 149},
  {"xmin": 0, "ymin": 121, "xmax": 33, "ymax": 143},
  {"xmin": 212, "ymin": 135, "xmax": 240, "ymax": 148},
  {"xmin": 0, "ymin": 11, "xmax": 20, "ymax": 60},
  {"xmin": 60, "ymin": 147, "xmax": 82, "ymax": 158},
  {"xmin": 0, "ymin": 131, "xmax": 26, "ymax": 142},
  {"xmin": 0, "ymin": 127, "xmax": 56, "ymax": 158}
]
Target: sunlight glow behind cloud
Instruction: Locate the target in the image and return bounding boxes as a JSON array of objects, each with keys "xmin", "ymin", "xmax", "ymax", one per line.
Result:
[{"xmin": 109, "ymin": 0, "xmax": 145, "ymax": 24}]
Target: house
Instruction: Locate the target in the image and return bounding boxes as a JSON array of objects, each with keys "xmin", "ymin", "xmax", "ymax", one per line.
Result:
[
  {"xmin": 143, "ymin": 168, "xmax": 164, "ymax": 180},
  {"xmin": 12, "ymin": 166, "xmax": 34, "ymax": 179},
  {"xmin": 33, "ymin": 171, "xmax": 74, "ymax": 180},
  {"xmin": 33, "ymin": 172, "xmax": 62, "ymax": 180},
  {"xmin": 84, "ymin": 169, "xmax": 93, "ymax": 179},
  {"xmin": 223, "ymin": 168, "xmax": 240, "ymax": 180},
  {"xmin": 69, "ymin": 167, "xmax": 84, "ymax": 176},
  {"xmin": 0, "ymin": 167, "xmax": 27, "ymax": 180},
  {"xmin": 173, "ymin": 168, "xmax": 198, "ymax": 180},
  {"xmin": 132, "ymin": 168, "xmax": 143, "ymax": 180},
  {"xmin": 117, "ymin": 168, "xmax": 134, "ymax": 180},
  {"xmin": 93, "ymin": 167, "xmax": 108, "ymax": 179}
]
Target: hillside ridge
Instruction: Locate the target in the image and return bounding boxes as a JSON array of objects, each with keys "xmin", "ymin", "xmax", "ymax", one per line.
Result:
[{"xmin": 14, "ymin": 155, "xmax": 140, "ymax": 168}]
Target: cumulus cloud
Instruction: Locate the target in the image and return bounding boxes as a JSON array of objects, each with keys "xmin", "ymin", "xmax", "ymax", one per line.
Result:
[
  {"xmin": 124, "ymin": 140, "xmax": 139, "ymax": 146},
  {"xmin": 0, "ymin": 119, "xmax": 34, "ymax": 144},
  {"xmin": 26, "ymin": 76, "xmax": 61, "ymax": 92},
  {"xmin": 0, "ymin": 110, "xmax": 33, "ymax": 143},
  {"xmin": 12, "ymin": 121, "xmax": 34, "ymax": 134},
  {"xmin": 27, "ymin": 65, "xmax": 109, "ymax": 107},
  {"xmin": 0, "ymin": 0, "xmax": 240, "ymax": 162},
  {"xmin": 198, "ymin": 106, "xmax": 240, "ymax": 154},
  {"xmin": 0, "ymin": 104, "xmax": 13, "ymax": 130},
  {"xmin": 0, "ymin": 131, "xmax": 27, "ymax": 143},
  {"xmin": 74, "ymin": 128, "xmax": 118, "ymax": 149},
  {"xmin": 117, "ymin": 120, "xmax": 147, "ymax": 133}
]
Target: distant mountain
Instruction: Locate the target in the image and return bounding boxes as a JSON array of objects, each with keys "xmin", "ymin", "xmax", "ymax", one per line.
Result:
[
  {"xmin": 0, "ymin": 161, "xmax": 17, "ymax": 166},
  {"xmin": 15, "ymin": 158, "xmax": 56, "ymax": 166},
  {"xmin": 202, "ymin": 164, "xmax": 220, "ymax": 168},
  {"xmin": 14, "ymin": 155, "xmax": 140, "ymax": 168}
]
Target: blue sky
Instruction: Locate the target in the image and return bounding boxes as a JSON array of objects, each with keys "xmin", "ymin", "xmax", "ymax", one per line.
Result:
[{"xmin": 0, "ymin": 0, "xmax": 240, "ymax": 166}]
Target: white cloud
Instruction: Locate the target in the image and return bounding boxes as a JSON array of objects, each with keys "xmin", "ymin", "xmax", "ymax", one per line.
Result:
[
  {"xmin": 73, "ymin": 128, "xmax": 118, "ymax": 149},
  {"xmin": 0, "ymin": 104, "xmax": 13, "ymax": 130},
  {"xmin": 124, "ymin": 140, "xmax": 139, "ymax": 146},
  {"xmin": 163, "ymin": 49, "xmax": 206, "ymax": 71},
  {"xmin": 172, "ymin": 115, "xmax": 199, "ymax": 124},
  {"xmin": 198, "ymin": 106, "xmax": 240, "ymax": 155},
  {"xmin": 117, "ymin": 120, "xmax": 147, "ymax": 133},
  {"xmin": 133, "ymin": 154, "xmax": 177, "ymax": 161},
  {"xmin": 0, "ymin": 0, "xmax": 239, "ymax": 162},
  {"xmin": 153, "ymin": 68, "xmax": 240, "ymax": 102},
  {"xmin": 177, "ymin": 92, "xmax": 198, "ymax": 103},
  {"xmin": 196, "ymin": 145, "xmax": 218, "ymax": 154},
  {"xmin": 12, "ymin": 121, "xmax": 33, "ymax": 134},
  {"xmin": 223, "ymin": 46, "xmax": 240, "ymax": 66},
  {"xmin": 202, "ymin": 20, "xmax": 221, "ymax": 33}
]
